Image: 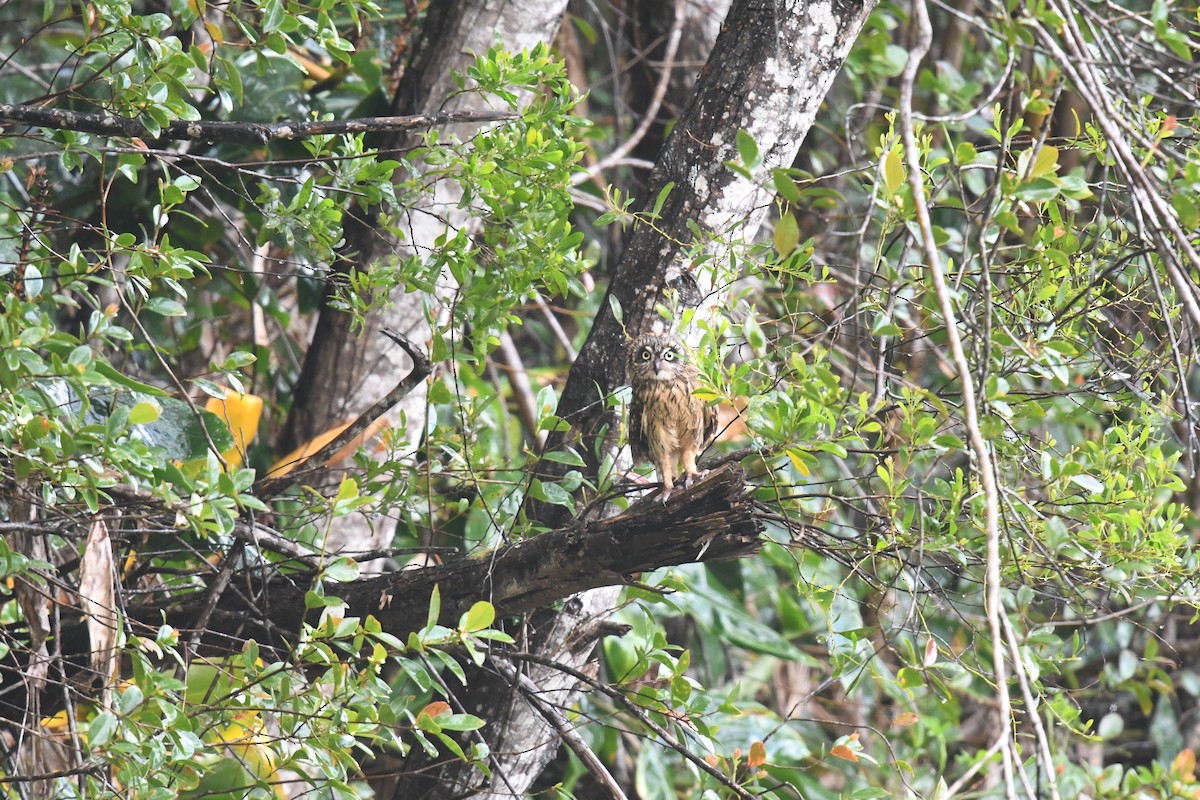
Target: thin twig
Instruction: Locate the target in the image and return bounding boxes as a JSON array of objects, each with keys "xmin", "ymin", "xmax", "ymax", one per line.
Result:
[
  {"xmin": 939, "ymin": 734, "xmax": 1008, "ymax": 800},
  {"xmin": 1001, "ymin": 613, "xmax": 1061, "ymax": 800},
  {"xmin": 494, "ymin": 330, "xmax": 546, "ymax": 449},
  {"xmin": 535, "ymin": 294, "xmax": 577, "ymax": 360},
  {"xmin": 183, "ymin": 541, "xmax": 243, "ymax": 666},
  {"xmin": 572, "ymin": 0, "xmax": 685, "ymax": 187},
  {"xmin": 507, "ymin": 649, "xmax": 757, "ymax": 800}
]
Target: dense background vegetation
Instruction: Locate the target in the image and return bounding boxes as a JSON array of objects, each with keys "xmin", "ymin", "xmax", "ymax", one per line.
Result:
[{"xmin": 1, "ymin": 0, "xmax": 1200, "ymax": 797}]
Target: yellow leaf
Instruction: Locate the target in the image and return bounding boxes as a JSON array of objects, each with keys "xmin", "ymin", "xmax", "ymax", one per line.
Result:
[
  {"xmin": 1172, "ymin": 747, "xmax": 1196, "ymax": 780},
  {"xmin": 892, "ymin": 711, "xmax": 920, "ymax": 729},
  {"xmin": 204, "ymin": 21, "xmax": 223, "ymax": 47},
  {"xmin": 214, "ymin": 712, "xmax": 277, "ymax": 780},
  {"xmin": 747, "ymin": 740, "xmax": 766, "ymax": 768},
  {"xmin": 1029, "ymin": 145, "xmax": 1059, "ymax": 178},
  {"xmin": 884, "ymin": 149, "xmax": 905, "ymax": 196},
  {"xmin": 41, "ymin": 709, "xmax": 73, "ymax": 733},
  {"xmin": 786, "ymin": 448, "xmax": 810, "ymax": 477},
  {"xmin": 205, "ymin": 389, "xmax": 263, "ymax": 470}
]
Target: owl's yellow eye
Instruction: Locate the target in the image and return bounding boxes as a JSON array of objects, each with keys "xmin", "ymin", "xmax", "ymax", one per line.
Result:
[
  {"xmin": 663, "ymin": 350, "xmax": 675, "ymax": 361},
  {"xmin": 641, "ymin": 350, "xmax": 652, "ymax": 361}
]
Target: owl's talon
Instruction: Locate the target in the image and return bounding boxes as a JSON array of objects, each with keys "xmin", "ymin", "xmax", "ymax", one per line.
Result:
[{"xmin": 658, "ymin": 487, "xmax": 673, "ymax": 503}]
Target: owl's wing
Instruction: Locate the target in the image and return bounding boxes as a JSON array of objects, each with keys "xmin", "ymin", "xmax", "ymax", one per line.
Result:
[
  {"xmin": 701, "ymin": 401, "xmax": 719, "ymax": 450},
  {"xmin": 627, "ymin": 392, "xmax": 649, "ymax": 464}
]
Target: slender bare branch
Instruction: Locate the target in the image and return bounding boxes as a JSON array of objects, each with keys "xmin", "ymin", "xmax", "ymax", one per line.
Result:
[
  {"xmin": 491, "ymin": 658, "xmax": 630, "ymax": 800},
  {"xmin": 0, "ymin": 104, "xmax": 517, "ymax": 144},
  {"xmin": 898, "ymin": 0, "xmax": 1016, "ymax": 796}
]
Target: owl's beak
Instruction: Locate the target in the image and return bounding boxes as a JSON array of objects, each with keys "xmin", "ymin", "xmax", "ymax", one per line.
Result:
[{"xmin": 654, "ymin": 359, "xmax": 665, "ymax": 375}]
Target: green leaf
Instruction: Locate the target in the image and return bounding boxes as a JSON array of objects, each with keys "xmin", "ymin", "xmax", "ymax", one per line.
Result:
[
  {"xmin": 1071, "ymin": 474, "xmax": 1105, "ymax": 495},
  {"xmin": 93, "ymin": 361, "xmax": 168, "ymax": 395},
  {"xmin": 145, "ymin": 297, "xmax": 187, "ymax": 317},
  {"xmin": 772, "ymin": 170, "xmax": 802, "ymax": 203},
  {"xmin": 1097, "ymin": 712, "xmax": 1124, "ymax": 740},
  {"xmin": 652, "ymin": 182, "xmax": 674, "ymax": 216},
  {"xmin": 323, "ymin": 557, "xmax": 360, "ymax": 583},
  {"xmin": 128, "ymin": 398, "xmax": 163, "ymax": 426},
  {"xmin": 461, "ymin": 601, "xmax": 496, "ymax": 632},
  {"xmin": 89, "ymin": 711, "xmax": 119, "ymax": 748},
  {"xmin": 884, "ymin": 149, "xmax": 905, "ymax": 196},
  {"xmin": 542, "ymin": 448, "xmax": 586, "ymax": 467},
  {"xmin": 773, "ymin": 212, "xmax": 800, "ymax": 257},
  {"xmin": 735, "ymin": 130, "xmax": 761, "ymax": 168},
  {"xmin": 1172, "ymin": 193, "xmax": 1199, "ymax": 230},
  {"xmin": 531, "ymin": 479, "xmax": 574, "ymax": 508},
  {"xmin": 426, "ymin": 585, "xmax": 441, "ymax": 631}
]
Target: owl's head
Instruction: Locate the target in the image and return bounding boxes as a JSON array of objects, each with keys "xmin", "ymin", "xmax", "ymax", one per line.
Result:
[{"xmin": 627, "ymin": 333, "xmax": 688, "ymax": 382}]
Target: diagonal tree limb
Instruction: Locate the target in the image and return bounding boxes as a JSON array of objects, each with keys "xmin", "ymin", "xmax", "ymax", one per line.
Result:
[
  {"xmin": 409, "ymin": 0, "xmax": 878, "ymax": 795},
  {"xmin": 489, "ymin": 658, "xmax": 630, "ymax": 800},
  {"xmin": 254, "ymin": 328, "xmax": 431, "ymax": 497},
  {"xmin": 504, "ymin": 649, "xmax": 758, "ymax": 800},
  {"xmin": 0, "ymin": 103, "xmax": 517, "ymax": 145}
]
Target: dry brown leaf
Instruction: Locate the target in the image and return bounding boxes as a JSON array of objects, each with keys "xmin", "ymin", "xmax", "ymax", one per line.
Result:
[
  {"xmin": 830, "ymin": 744, "xmax": 859, "ymax": 762},
  {"xmin": 747, "ymin": 740, "xmax": 766, "ymax": 768},
  {"xmin": 1172, "ymin": 747, "xmax": 1196, "ymax": 780},
  {"xmin": 79, "ymin": 516, "xmax": 119, "ymax": 694}
]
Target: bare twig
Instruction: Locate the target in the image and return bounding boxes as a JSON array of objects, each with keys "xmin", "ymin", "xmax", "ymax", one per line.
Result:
[
  {"xmin": 0, "ymin": 104, "xmax": 517, "ymax": 145},
  {"xmin": 184, "ymin": 542, "xmax": 243, "ymax": 665},
  {"xmin": 939, "ymin": 734, "xmax": 1008, "ymax": 800},
  {"xmin": 898, "ymin": 0, "xmax": 1016, "ymax": 797},
  {"xmin": 494, "ymin": 330, "xmax": 546, "ymax": 449},
  {"xmin": 572, "ymin": 0, "xmax": 685, "ymax": 186},
  {"xmin": 535, "ymin": 294, "xmax": 577, "ymax": 360},
  {"xmin": 1001, "ymin": 613, "xmax": 1061, "ymax": 800}
]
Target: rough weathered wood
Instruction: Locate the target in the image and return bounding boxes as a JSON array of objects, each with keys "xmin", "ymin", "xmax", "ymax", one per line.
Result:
[
  {"xmin": 146, "ymin": 465, "xmax": 755, "ymax": 643},
  {"xmin": 0, "ymin": 467, "xmax": 759, "ymax": 727},
  {"xmin": 345, "ymin": 465, "xmax": 760, "ymax": 632}
]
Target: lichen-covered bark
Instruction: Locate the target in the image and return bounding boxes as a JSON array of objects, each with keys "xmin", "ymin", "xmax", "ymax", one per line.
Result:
[
  {"xmin": 402, "ymin": 0, "xmax": 878, "ymax": 797},
  {"xmin": 279, "ymin": 0, "xmax": 569, "ymax": 563}
]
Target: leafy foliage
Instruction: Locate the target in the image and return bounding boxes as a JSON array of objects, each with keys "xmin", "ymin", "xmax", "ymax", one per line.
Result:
[{"xmin": 3, "ymin": 0, "xmax": 1200, "ymax": 797}]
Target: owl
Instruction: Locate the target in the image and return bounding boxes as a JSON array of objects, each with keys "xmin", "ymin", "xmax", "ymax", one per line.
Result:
[{"xmin": 626, "ymin": 333, "xmax": 718, "ymax": 501}]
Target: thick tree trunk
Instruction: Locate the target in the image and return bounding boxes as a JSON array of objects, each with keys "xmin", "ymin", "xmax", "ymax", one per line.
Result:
[
  {"xmin": 393, "ymin": 0, "xmax": 879, "ymax": 796},
  {"xmin": 278, "ymin": 0, "xmax": 569, "ymax": 563}
]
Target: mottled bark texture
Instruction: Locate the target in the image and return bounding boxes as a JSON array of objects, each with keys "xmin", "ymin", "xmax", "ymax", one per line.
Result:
[
  {"xmin": 278, "ymin": 0, "xmax": 569, "ymax": 563},
  {"xmin": 394, "ymin": 0, "xmax": 879, "ymax": 797}
]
